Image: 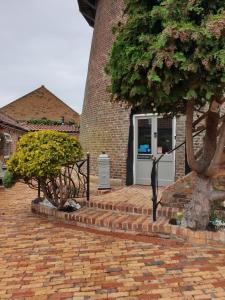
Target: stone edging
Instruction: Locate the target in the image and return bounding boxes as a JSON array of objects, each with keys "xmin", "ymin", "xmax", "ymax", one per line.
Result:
[{"xmin": 31, "ymin": 202, "xmax": 225, "ymax": 247}]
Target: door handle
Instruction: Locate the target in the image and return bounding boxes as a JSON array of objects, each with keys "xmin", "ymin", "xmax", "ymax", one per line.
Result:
[{"xmin": 154, "ymin": 132, "xmax": 157, "ymax": 138}]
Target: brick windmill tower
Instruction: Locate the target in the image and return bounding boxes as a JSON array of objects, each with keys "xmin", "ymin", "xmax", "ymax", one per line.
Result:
[
  {"xmin": 78, "ymin": 0, "xmax": 132, "ymax": 185},
  {"xmin": 78, "ymin": 0, "xmax": 185, "ymax": 186}
]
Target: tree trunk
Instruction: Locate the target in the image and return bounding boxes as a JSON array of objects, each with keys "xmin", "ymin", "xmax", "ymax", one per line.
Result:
[
  {"xmin": 40, "ymin": 180, "xmax": 57, "ymax": 207},
  {"xmin": 184, "ymin": 175, "xmax": 211, "ymax": 230},
  {"xmin": 184, "ymin": 99, "xmax": 225, "ymax": 230}
]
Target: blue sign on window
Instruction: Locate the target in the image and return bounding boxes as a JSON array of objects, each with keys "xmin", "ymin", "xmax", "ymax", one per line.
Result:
[{"xmin": 138, "ymin": 144, "xmax": 151, "ymax": 154}]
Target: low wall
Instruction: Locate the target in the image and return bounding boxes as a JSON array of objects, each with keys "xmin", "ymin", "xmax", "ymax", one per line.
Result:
[
  {"xmin": 160, "ymin": 172, "xmax": 196, "ymax": 209},
  {"xmin": 161, "ymin": 171, "xmax": 225, "ymax": 209},
  {"xmin": 32, "ymin": 201, "xmax": 225, "ymax": 247}
]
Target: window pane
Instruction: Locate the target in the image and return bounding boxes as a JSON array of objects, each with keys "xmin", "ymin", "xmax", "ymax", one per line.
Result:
[
  {"xmin": 3, "ymin": 142, "xmax": 11, "ymax": 157},
  {"xmin": 3, "ymin": 134, "xmax": 12, "ymax": 158},
  {"xmin": 138, "ymin": 119, "xmax": 152, "ymax": 154},
  {"xmin": 157, "ymin": 118, "xmax": 172, "ymax": 154}
]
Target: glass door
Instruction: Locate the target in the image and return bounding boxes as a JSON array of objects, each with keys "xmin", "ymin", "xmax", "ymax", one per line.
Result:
[
  {"xmin": 137, "ymin": 118, "xmax": 152, "ymax": 159},
  {"xmin": 135, "ymin": 116, "xmax": 155, "ymax": 185},
  {"xmin": 157, "ymin": 118, "xmax": 173, "ymax": 156},
  {"xmin": 134, "ymin": 115, "xmax": 175, "ymax": 186},
  {"xmin": 156, "ymin": 117, "xmax": 175, "ymax": 185}
]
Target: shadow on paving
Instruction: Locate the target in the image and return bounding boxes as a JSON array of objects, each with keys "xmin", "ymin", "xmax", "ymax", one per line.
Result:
[{"xmin": 0, "ymin": 183, "xmax": 225, "ymax": 299}]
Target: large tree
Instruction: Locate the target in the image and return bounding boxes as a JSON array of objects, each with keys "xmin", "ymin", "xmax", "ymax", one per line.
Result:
[{"xmin": 106, "ymin": 0, "xmax": 225, "ymax": 230}]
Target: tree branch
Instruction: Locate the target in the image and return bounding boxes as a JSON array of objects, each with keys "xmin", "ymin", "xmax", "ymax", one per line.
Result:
[
  {"xmin": 185, "ymin": 100, "xmax": 205, "ymax": 173},
  {"xmin": 206, "ymin": 119, "xmax": 225, "ymax": 176},
  {"xmin": 202, "ymin": 102, "xmax": 220, "ymax": 166}
]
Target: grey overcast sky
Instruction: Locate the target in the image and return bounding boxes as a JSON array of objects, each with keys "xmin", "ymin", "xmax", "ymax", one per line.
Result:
[{"xmin": 0, "ymin": 0, "xmax": 93, "ymax": 114}]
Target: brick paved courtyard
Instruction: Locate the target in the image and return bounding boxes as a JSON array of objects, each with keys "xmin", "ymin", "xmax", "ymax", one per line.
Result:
[{"xmin": 1, "ymin": 184, "xmax": 225, "ymax": 299}]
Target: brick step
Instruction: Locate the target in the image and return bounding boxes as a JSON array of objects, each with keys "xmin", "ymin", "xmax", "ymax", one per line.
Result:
[
  {"xmin": 65, "ymin": 207, "xmax": 170, "ymax": 235},
  {"xmin": 77, "ymin": 199, "xmax": 182, "ymax": 219},
  {"xmin": 32, "ymin": 202, "xmax": 225, "ymax": 246}
]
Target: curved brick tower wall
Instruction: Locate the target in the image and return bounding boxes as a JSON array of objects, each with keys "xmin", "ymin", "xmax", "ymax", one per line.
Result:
[
  {"xmin": 79, "ymin": 0, "xmax": 187, "ymax": 184},
  {"xmin": 80, "ymin": 0, "xmax": 131, "ymax": 182}
]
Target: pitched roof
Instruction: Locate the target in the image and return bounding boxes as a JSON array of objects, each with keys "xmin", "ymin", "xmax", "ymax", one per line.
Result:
[
  {"xmin": 0, "ymin": 111, "xmax": 27, "ymax": 132},
  {"xmin": 0, "ymin": 85, "xmax": 80, "ymax": 123},
  {"xmin": 22, "ymin": 123, "xmax": 79, "ymax": 133}
]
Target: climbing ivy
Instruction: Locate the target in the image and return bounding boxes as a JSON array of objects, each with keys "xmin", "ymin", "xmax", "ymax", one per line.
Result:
[{"xmin": 27, "ymin": 118, "xmax": 78, "ymax": 126}]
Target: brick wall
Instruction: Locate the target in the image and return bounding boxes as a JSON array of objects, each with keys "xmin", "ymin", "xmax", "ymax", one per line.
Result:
[
  {"xmin": 0, "ymin": 126, "xmax": 25, "ymax": 160},
  {"xmin": 80, "ymin": 0, "xmax": 131, "ymax": 183},
  {"xmin": 1, "ymin": 86, "xmax": 80, "ymax": 124},
  {"xmin": 80, "ymin": 0, "xmax": 187, "ymax": 184}
]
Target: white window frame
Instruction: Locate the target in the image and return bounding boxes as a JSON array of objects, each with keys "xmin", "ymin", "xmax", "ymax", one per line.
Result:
[
  {"xmin": 133, "ymin": 114, "xmax": 176, "ymax": 185},
  {"xmin": 3, "ymin": 133, "xmax": 13, "ymax": 160}
]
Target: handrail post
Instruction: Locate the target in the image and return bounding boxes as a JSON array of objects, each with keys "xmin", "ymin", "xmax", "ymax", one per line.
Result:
[
  {"xmin": 87, "ymin": 152, "xmax": 90, "ymax": 201},
  {"xmin": 151, "ymin": 158, "xmax": 157, "ymax": 222}
]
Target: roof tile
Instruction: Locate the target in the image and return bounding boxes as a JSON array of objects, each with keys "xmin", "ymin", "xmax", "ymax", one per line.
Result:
[
  {"xmin": 22, "ymin": 123, "xmax": 79, "ymax": 133},
  {"xmin": 0, "ymin": 111, "xmax": 27, "ymax": 131}
]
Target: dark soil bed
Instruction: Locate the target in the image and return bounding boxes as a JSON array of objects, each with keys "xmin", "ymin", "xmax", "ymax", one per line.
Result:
[
  {"xmin": 58, "ymin": 205, "xmax": 78, "ymax": 213},
  {"xmin": 169, "ymin": 218, "xmax": 220, "ymax": 232}
]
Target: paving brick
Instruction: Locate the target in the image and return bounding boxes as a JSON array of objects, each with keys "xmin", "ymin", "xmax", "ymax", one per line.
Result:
[{"xmin": 1, "ymin": 183, "xmax": 225, "ymax": 299}]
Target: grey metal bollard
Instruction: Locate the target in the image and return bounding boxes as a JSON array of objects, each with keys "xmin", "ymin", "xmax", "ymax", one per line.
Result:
[{"xmin": 98, "ymin": 152, "xmax": 111, "ymax": 190}]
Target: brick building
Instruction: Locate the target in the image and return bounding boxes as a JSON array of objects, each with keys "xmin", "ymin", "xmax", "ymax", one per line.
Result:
[
  {"xmin": 22, "ymin": 123, "xmax": 79, "ymax": 140},
  {"xmin": 1, "ymin": 85, "xmax": 80, "ymax": 141},
  {"xmin": 0, "ymin": 85, "xmax": 80, "ymax": 124},
  {"xmin": 78, "ymin": 0, "xmax": 187, "ymax": 186},
  {"xmin": 0, "ymin": 112, "xmax": 27, "ymax": 179}
]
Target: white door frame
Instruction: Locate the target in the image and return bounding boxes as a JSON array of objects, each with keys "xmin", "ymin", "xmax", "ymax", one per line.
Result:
[{"xmin": 133, "ymin": 114, "xmax": 176, "ymax": 185}]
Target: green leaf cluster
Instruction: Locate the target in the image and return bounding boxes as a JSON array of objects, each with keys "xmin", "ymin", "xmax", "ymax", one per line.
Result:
[
  {"xmin": 2, "ymin": 171, "xmax": 15, "ymax": 188},
  {"xmin": 7, "ymin": 130, "xmax": 83, "ymax": 180},
  {"xmin": 27, "ymin": 118, "xmax": 78, "ymax": 126},
  {"xmin": 106, "ymin": 0, "xmax": 225, "ymax": 115}
]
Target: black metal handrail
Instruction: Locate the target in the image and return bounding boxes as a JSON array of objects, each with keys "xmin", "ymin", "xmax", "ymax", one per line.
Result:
[{"xmin": 151, "ymin": 120, "xmax": 212, "ymax": 221}]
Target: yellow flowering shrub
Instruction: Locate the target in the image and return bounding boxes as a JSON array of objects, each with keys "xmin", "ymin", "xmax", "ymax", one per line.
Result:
[
  {"xmin": 7, "ymin": 130, "xmax": 82, "ymax": 179},
  {"xmin": 7, "ymin": 131, "xmax": 83, "ymax": 208}
]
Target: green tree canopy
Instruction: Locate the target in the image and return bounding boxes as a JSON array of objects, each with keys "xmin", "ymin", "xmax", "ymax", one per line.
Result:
[
  {"xmin": 106, "ymin": 0, "xmax": 225, "ymax": 230},
  {"xmin": 106, "ymin": 0, "xmax": 225, "ymax": 115}
]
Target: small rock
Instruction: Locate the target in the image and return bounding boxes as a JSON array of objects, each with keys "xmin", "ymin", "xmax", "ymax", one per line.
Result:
[
  {"xmin": 106, "ymin": 267, "xmax": 122, "ymax": 273},
  {"xmin": 65, "ymin": 199, "xmax": 81, "ymax": 210},
  {"xmin": 39, "ymin": 199, "xmax": 56, "ymax": 208},
  {"xmin": 145, "ymin": 260, "xmax": 164, "ymax": 266}
]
